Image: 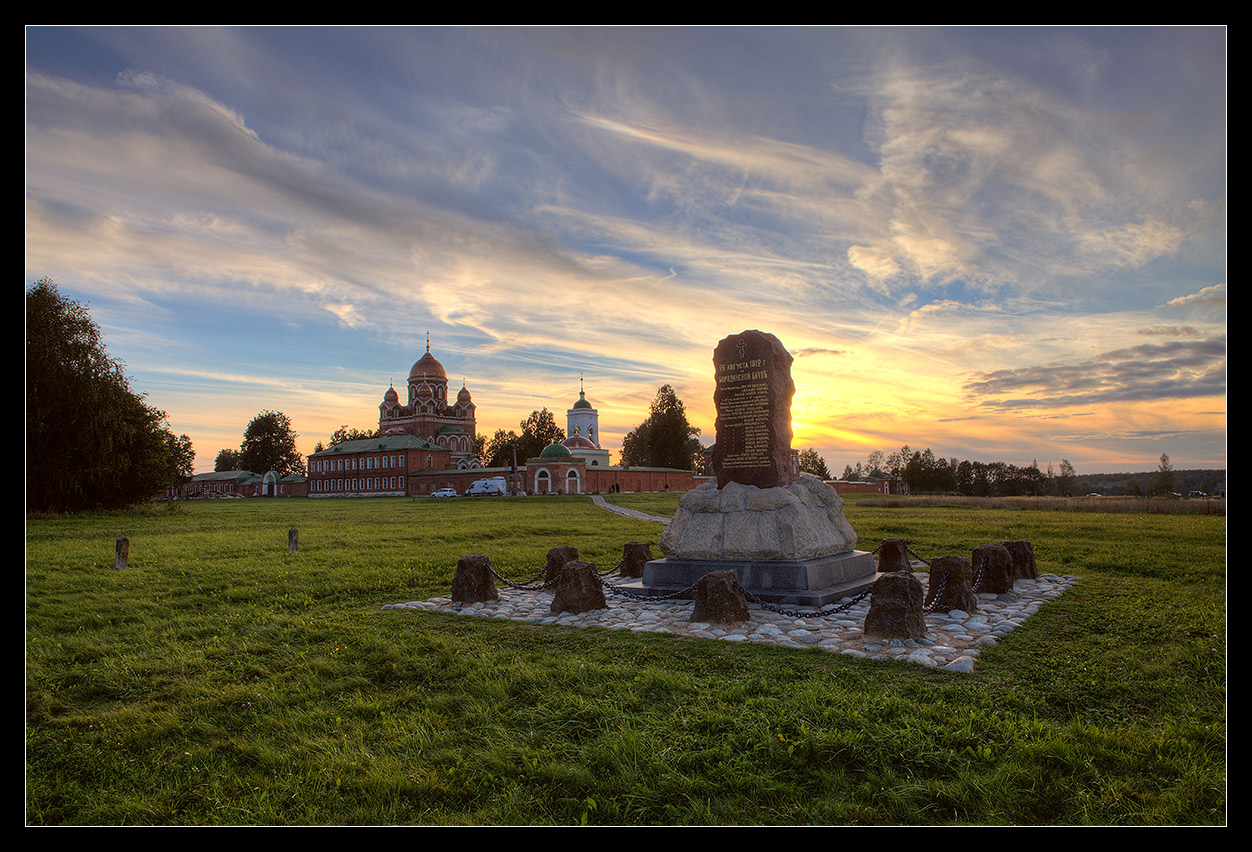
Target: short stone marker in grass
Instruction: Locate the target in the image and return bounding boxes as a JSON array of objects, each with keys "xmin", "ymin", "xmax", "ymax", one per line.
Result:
[
  {"xmin": 551, "ymin": 561, "xmax": 606, "ymax": 614},
  {"xmin": 876, "ymin": 538, "xmax": 911, "ymax": 573},
  {"xmin": 1002, "ymin": 540, "xmax": 1038, "ymax": 580},
  {"xmin": 615, "ymin": 542, "xmax": 654, "ymax": 579},
  {"xmin": 689, "ymin": 569, "xmax": 749, "ymax": 624},
  {"xmin": 452, "ymin": 554, "xmax": 499, "ymax": 605},
  {"xmin": 864, "ymin": 572, "xmax": 926, "ymax": 639},
  {"xmin": 924, "ymin": 555, "xmax": 978, "ymax": 614},
  {"xmin": 972, "ymin": 543, "xmax": 1013, "ymax": 594},
  {"xmin": 544, "ymin": 545, "xmax": 580, "ymax": 585}
]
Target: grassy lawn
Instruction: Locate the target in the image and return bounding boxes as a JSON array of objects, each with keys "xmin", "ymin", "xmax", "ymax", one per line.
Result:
[{"xmin": 26, "ymin": 495, "xmax": 1225, "ymax": 825}]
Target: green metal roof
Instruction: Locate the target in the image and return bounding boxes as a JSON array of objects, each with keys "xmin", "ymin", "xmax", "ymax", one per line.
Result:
[
  {"xmin": 192, "ymin": 470, "xmax": 261, "ymax": 483},
  {"xmin": 311, "ymin": 434, "xmax": 440, "ymax": 456}
]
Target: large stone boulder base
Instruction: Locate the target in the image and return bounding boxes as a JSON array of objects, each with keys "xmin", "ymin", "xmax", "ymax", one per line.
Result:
[
  {"xmin": 689, "ymin": 569, "xmax": 750, "ymax": 624},
  {"xmin": 451, "ymin": 554, "xmax": 499, "ymax": 604},
  {"xmin": 659, "ymin": 474, "xmax": 856, "ymax": 562},
  {"xmin": 864, "ymin": 572, "xmax": 926, "ymax": 639},
  {"xmin": 550, "ymin": 561, "xmax": 607, "ymax": 614}
]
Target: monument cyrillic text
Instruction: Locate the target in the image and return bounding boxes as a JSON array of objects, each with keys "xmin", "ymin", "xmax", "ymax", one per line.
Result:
[{"xmin": 711, "ymin": 330, "xmax": 795, "ymax": 489}]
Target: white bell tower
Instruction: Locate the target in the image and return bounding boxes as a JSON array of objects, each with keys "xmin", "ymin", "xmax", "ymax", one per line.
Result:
[{"xmin": 566, "ymin": 376, "xmax": 600, "ymax": 448}]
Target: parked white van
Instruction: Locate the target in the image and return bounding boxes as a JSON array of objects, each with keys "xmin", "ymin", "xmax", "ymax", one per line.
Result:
[{"xmin": 466, "ymin": 477, "xmax": 508, "ymax": 496}]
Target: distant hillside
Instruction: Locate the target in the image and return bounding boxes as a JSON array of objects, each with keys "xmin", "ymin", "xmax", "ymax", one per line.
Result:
[{"xmin": 1072, "ymin": 469, "xmax": 1226, "ymax": 497}]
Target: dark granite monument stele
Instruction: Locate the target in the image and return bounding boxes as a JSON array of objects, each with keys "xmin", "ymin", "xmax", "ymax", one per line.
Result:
[
  {"xmin": 711, "ymin": 330, "xmax": 795, "ymax": 490},
  {"xmin": 623, "ymin": 329, "xmax": 879, "ymax": 606}
]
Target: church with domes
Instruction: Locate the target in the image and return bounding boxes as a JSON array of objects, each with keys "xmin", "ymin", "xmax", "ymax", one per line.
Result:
[
  {"xmin": 377, "ymin": 337, "xmax": 480, "ymax": 468},
  {"xmin": 306, "ymin": 338, "xmax": 701, "ymax": 498}
]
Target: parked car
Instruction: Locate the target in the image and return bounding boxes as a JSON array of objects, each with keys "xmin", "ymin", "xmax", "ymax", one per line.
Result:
[{"xmin": 431, "ymin": 488, "xmax": 458, "ymax": 498}]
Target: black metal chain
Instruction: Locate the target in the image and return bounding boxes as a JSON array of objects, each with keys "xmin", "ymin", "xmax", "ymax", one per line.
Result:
[
  {"xmin": 488, "ymin": 558, "xmax": 619, "ymax": 589},
  {"xmin": 597, "ymin": 574, "xmax": 873, "ymax": 617},
  {"xmin": 732, "ymin": 579, "xmax": 872, "ymax": 619},
  {"xmin": 970, "ymin": 557, "xmax": 988, "ymax": 593},
  {"xmin": 922, "ymin": 568, "xmax": 949, "ymax": 613},
  {"xmin": 600, "ymin": 575, "xmax": 702, "ymax": 601},
  {"xmin": 487, "ymin": 563, "xmax": 552, "ymax": 591}
]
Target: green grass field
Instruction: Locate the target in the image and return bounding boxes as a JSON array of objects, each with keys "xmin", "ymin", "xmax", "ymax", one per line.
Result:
[{"xmin": 26, "ymin": 494, "xmax": 1226, "ymax": 825}]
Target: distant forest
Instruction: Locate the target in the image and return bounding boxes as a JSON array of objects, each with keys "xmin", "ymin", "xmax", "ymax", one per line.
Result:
[
  {"xmin": 838, "ymin": 446, "xmax": 1225, "ymax": 498},
  {"xmin": 1071, "ymin": 469, "xmax": 1226, "ymax": 497}
]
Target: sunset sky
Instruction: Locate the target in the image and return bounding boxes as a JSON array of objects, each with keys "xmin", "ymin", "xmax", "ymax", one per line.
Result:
[{"xmin": 25, "ymin": 27, "xmax": 1226, "ymax": 475}]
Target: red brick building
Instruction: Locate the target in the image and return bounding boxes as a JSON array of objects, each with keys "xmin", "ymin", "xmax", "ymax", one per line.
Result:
[
  {"xmin": 171, "ymin": 470, "xmax": 307, "ymax": 499},
  {"xmin": 307, "ymin": 434, "xmax": 453, "ymax": 497}
]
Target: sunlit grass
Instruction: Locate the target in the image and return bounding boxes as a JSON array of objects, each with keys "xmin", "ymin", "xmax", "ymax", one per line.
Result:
[{"xmin": 26, "ymin": 496, "xmax": 1225, "ymax": 825}]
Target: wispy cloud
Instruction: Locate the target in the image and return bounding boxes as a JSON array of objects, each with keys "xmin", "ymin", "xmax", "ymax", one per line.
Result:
[
  {"xmin": 25, "ymin": 27, "xmax": 1227, "ymax": 471},
  {"xmin": 964, "ymin": 337, "xmax": 1227, "ymax": 409},
  {"xmin": 1165, "ymin": 282, "xmax": 1226, "ymax": 309},
  {"xmin": 793, "ymin": 347, "xmax": 851, "ymax": 358}
]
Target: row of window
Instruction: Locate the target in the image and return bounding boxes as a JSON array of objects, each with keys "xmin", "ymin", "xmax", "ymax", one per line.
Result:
[
  {"xmin": 406, "ymin": 384, "xmax": 452, "ymax": 401},
  {"xmin": 314, "ymin": 454, "xmax": 406, "ymax": 473},
  {"xmin": 435, "ymin": 434, "xmax": 472, "ymax": 453},
  {"xmin": 314, "ymin": 477, "xmax": 404, "ymax": 493}
]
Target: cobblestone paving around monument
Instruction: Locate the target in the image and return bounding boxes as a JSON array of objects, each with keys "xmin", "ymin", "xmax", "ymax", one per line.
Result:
[{"xmin": 384, "ymin": 573, "xmax": 1079, "ymax": 673}]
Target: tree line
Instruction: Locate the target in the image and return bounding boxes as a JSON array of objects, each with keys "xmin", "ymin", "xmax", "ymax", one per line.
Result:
[
  {"xmin": 1071, "ymin": 461, "xmax": 1225, "ymax": 498},
  {"xmin": 837, "ymin": 445, "xmax": 1072, "ymax": 496},
  {"xmin": 836, "ymin": 446, "xmax": 1215, "ymax": 497},
  {"xmin": 26, "ymin": 279, "xmax": 195, "ymax": 512}
]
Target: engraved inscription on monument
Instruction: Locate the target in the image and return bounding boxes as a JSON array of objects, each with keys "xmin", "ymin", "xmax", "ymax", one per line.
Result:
[
  {"xmin": 711, "ymin": 330, "xmax": 795, "ymax": 489},
  {"xmin": 716, "ymin": 364, "xmax": 771, "ymax": 470}
]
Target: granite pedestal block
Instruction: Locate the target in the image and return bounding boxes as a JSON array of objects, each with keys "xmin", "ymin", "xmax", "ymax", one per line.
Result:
[{"xmin": 621, "ymin": 549, "xmax": 878, "ymax": 606}]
